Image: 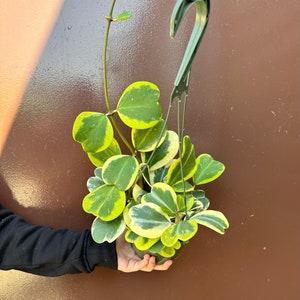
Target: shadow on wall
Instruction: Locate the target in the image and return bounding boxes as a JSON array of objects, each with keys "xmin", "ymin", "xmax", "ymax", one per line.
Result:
[{"xmin": 0, "ymin": 77, "xmax": 105, "ymax": 230}]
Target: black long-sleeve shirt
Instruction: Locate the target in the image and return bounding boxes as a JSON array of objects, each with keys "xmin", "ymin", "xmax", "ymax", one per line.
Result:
[{"xmin": 0, "ymin": 204, "xmax": 117, "ymax": 276}]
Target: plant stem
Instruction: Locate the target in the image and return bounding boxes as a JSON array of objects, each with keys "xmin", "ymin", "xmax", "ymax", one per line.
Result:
[
  {"xmin": 177, "ymin": 94, "xmax": 188, "ymax": 217},
  {"xmin": 103, "ymin": 0, "xmax": 135, "ymax": 155},
  {"xmin": 103, "ymin": 0, "xmax": 115, "ymax": 112}
]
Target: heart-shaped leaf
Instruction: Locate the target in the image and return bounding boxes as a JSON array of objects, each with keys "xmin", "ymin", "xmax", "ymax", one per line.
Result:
[
  {"xmin": 91, "ymin": 215, "xmax": 125, "ymax": 243},
  {"xmin": 141, "ymin": 182, "xmax": 178, "ymax": 215},
  {"xmin": 128, "ymin": 203, "xmax": 171, "ymax": 238},
  {"xmin": 82, "ymin": 184, "xmax": 126, "ymax": 221},
  {"xmin": 132, "ymin": 119, "xmax": 167, "ymax": 152},
  {"xmin": 157, "ymin": 246, "xmax": 177, "ymax": 258},
  {"xmin": 72, "ymin": 112, "xmax": 113, "ymax": 153},
  {"xmin": 193, "ymin": 154, "xmax": 225, "ymax": 185},
  {"xmin": 102, "ymin": 155, "xmax": 139, "ymax": 191},
  {"xmin": 87, "ymin": 138, "xmax": 121, "ymax": 167},
  {"xmin": 161, "ymin": 220, "xmax": 198, "ymax": 247},
  {"xmin": 148, "ymin": 240, "xmax": 181, "ymax": 256},
  {"xmin": 87, "ymin": 167, "xmax": 105, "ymax": 192},
  {"xmin": 166, "ymin": 135, "xmax": 197, "ymax": 186},
  {"xmin": 94, "ymin": 167, "xmax": 102, "ymax": 178},
  {"xmin": 192, "ymin": 190, "xmax": 210, "ymax": 210},
  {"xmin": 125, "ymin": 230, "xmax": 139, "ymax": 243},
  {"xmin": 190, "ymin": 210, "xmax": 229, "ymax": 234},
  {"xmin": 134, "ymin": 236, "xmax": 160, "ymax": 251},
  {"xmin": 117, "ymin": 81, "xmax": 162, "ymax": 129},
  {"xmin": 142, "ymin": 130, "xmax": 179, "ymax": 171},
  {"xmin": 171, "ymin": 181, "xmax": 194, "ymax": 193}
]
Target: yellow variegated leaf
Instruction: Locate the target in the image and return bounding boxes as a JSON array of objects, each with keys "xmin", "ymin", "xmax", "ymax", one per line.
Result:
[
  {"xmin": 91, "ymin": 215, "xmax": 125, "ymax": 243},
  {"xmin": 132, "ymin": 119, "xmax": 167, "ymax": 152},
  {"xmin": 166, "ymin": 136, "xmax": 197, "ymax": 186},
  {"xmin": 72, "ymin": 112, "xmax": 113, "ymax": 153},
  {"xmin": 125, "ymin": 229, "xmax": 139, "ymax": 243},
  {"xmin": 128, "ymin": 203, "xmax": 171, "ymax": 238},
  {"xmin": 191, "ymin": 210, "xmax": 229, "ymax": 234},
  {"xmin": 82, "ymin": 184, "xmax": 126, "ymax": 221},
  {"xmin": 117, "ymin": 81, "xmax": 162, "ymax": 129},
  {"xmin": 157, "ymin": 246, "xmax": 176, "ymax": 258},
  {"xmin": 161, "ymin": 220, "xmax": 198, "ymax": 247},
  {"xmin": 102, "ymin": 155, "xmax": 139, "ymax": 191},
  {"xmin": 87, "ymin": 138, "xmax": 121, "ymax": 167},
  {"xmin": 134, "ymin": 236, "xmax": 160, "ymax": 251},
  {"xmin": 142, "ymin": 130, "xmax": 179, "ymax": 171},
  {"xmin": 193, "ymin": 154, "xmax": 225, "ymax": 185},
  {"xmin": 141, "ymin": 182, "xmax": 178, "ymax": 215}
]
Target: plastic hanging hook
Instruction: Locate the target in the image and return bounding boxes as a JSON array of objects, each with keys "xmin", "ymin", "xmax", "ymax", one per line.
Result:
[{"xmin": 170, "ymin": 0, "xmax": 210, "ymax": 100}]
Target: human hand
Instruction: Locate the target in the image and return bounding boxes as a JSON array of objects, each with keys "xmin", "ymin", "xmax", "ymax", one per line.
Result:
[{"xmin": 116, "ymin": 234, "xmax": 173, "ymax": 273}]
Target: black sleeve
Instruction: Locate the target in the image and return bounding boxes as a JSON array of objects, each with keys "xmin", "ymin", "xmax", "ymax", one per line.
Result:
[{"xmin": 0, "ymin": 204, "xmax": 117, "ymax": 276}]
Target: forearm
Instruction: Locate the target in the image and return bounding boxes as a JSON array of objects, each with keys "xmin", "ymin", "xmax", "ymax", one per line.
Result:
[{"xmin": 0, "ymin": 204, "xmax": 117, "ymax": 276}]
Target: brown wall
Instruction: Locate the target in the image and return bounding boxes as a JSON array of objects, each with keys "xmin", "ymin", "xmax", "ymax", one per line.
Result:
[{"xmin": 1, "ymin": 1, "xmax": 300, "ymax": 299}]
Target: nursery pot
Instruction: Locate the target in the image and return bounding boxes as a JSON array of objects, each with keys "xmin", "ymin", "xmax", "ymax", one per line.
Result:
[{"xmin": 132, "ymin": 243, "xmax": 183, "ymax": 265}]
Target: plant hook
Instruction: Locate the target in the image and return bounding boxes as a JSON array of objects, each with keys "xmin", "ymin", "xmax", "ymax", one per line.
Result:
[{"xmin": 170, "ymin": 0, "xmax": 210, "ymax": 101}]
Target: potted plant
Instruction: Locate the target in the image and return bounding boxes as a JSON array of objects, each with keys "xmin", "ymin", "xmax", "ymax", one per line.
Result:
[{"xmin": 72, "ymin": 0, "xmax": 229, "ymax": 264}]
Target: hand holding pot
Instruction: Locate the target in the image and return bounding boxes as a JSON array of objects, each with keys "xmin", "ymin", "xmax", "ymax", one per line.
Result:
[{"xmin": 116, "ymin": 234, "xmax": 173, "ymax": 273}]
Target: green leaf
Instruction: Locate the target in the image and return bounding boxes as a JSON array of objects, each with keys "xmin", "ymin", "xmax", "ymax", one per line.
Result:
[
  {"xmin": 193, "ymin": 154, "xmax": 225, "ymax": 185},
  {"xmin": 72, "ymin": 112, "xmax": 113, "ymax": 153},
  {"xmin": 161, "ymin": 220, "xmax": 198, "ymax": 247},
  {"xmin": 117, "ymin": 81, "xmax": 162, "ymax": 129},
  {"xmin": 142, "ymin": 130, "xmax": 179, "ymax": 171},
  {"xmin": 150, "ymin": 165, "xmax": 169, "ymax": 185},
  {"xmin": 132, "ymin": 119, "xmax": 167, "ymax": 152},
  {"xmin": 134, "ymin": 236, "xmax": 160, "ymax": 251},
  {"xmin": 132, "ymin": 184, "xmax": 147, "ymax": 202},
  {"xmin": 176, "ymin": 193, "xmax": 195, "ymax": 212},
  {"xmin": 166, "ymin": 136, "xmax": 197, "ymax": 186},
  {"xmin": 125, "ymin": 229, "xmax": 139, "ymax": 243},
  {"xmin": 82, "ymin": 184, "xmax": 126, "ymax": 221},
  {"xmin": 148, "ymin": 240, "xmax": 165, "ymax": 254},
  {"xmin": 115, "ymin": 10, "xmax": 132, "ymax": 21},
  {"xmin": 192, "ymin": 190, "xmax": 210, "ymax": 210},
  {"xmin": 87, "ymin": 168, "xmax": 105, "ymax": 192},
  {"xmin": 190, "ymin": 210, "xmax": 229, "ymax": 234},
  {"xmin": 102, "ymin": 155, "xmax": 139, "ymax": 191},
  {"xmin": 123, "ymin": 201, "xmax": 136, "ymax": 228},
  {"xmin": 87, "ymin": 177, "xmax": 104, "ymax": 192},
  {"xmin": 141, "ymin": 182, "xmax": 178, "ymax": 215},
  {"xmin": 172, "ymin": 181, "xmax": 194, "ymax": 193},
  {"xmin": 87, "ymin": 138, "xmax": 121, "ymax": 167},
  {"xmin": 128, "ymin": 203, "xmax": 171, "ymax": 238},
  {"xmin": 173, "ymin": 240, "xmax": 182, "ymax": 250},
  {"xmin": 94, "ymin": 167, "xmax": 102, "ymax": 178},
  {"xmin": 91, "ymin": 215, "xmax": 125, "ymax": 243},
  {"xmin": 157, "ymin": 246, "xmax": 178, "ymax": 258}
]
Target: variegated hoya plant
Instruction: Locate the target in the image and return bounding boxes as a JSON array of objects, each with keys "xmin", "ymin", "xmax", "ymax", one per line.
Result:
[{"xmin": 72, "ymin": 1, "xmax": 229, "ymax": 263}]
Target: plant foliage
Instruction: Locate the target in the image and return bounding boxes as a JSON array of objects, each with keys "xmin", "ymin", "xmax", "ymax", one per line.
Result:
[{"xmin": 72, "ymin": 2, "xmax": 229, "ymax": 262}]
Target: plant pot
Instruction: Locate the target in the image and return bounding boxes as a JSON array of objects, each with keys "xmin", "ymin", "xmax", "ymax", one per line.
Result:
[{"xmin": 132, "ymin": 244, "xmax": 182, "ymax": 265}]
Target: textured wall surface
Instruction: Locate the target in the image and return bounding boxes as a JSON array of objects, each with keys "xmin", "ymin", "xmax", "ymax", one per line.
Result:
[{"xmin": 1, "ymin": 1, "xmax": 300, "ymax": 299}]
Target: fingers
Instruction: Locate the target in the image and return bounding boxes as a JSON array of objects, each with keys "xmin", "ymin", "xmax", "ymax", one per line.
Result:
[
  {"xmin": 140, "ymin": 255, "xmax": 173, "ymax": 272},
  {"xmin": 154, "ymin": 259, "xmax": 173, "ymax": 271},
  {"xmin": 118, "ymin": 252, "xmax": 173, "ymax": 273},
  {"xmin": 135, "ymin": 254, "xmax": 151, "ymax": 271}
]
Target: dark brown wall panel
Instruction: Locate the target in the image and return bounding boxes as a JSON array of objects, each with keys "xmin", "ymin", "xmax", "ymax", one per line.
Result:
[{"xmin": 1, "ymin": 1, "xmax": 300, "ymax": 299}]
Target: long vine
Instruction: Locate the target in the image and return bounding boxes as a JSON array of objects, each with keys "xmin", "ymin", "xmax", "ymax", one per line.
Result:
[{"xmin": 102, "ymin": 0, "xmax": 134, "ymax": 155}]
